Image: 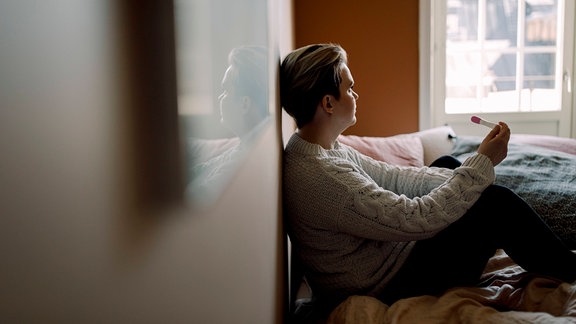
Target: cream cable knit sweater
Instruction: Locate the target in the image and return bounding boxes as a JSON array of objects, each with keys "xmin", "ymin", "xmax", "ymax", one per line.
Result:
[{"xmin": 283, "ymin": 133, "xmax": 495, "ymax": 301}]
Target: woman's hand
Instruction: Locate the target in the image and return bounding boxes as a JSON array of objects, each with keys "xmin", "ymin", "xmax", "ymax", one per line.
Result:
[{"xmin": 477, "ymin": 122, "xmax": 510, "ymax": 166}]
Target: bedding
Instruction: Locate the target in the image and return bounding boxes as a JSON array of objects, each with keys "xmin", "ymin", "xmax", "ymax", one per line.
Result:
[
  {"xmin": 452, "ymin": 135, "xmax": 576, "ymax": 249},
  {"xmin": 337, "ymin": 135, "xmax": 424, "ymax": 167},
  {"xmin": 338, "ymin": 125, "xmax": 456, "ymax": 167},
  {"xmin": 328, "ymin": 250, "xmax": 576, "ymax": 324},
  {"xmin": 290, "ymin": 128, "xmax": 576, "ymax": 324}
]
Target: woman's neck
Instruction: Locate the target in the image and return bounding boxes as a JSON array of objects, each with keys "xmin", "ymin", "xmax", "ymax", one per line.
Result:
[{"xmin": 297, "ymin": 125, "xmax": 338, "ymax": 150}]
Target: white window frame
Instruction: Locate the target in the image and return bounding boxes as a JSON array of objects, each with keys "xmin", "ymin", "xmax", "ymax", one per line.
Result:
[{"xmin": 420, "ymin": 0, "xmax": 576, "ymax": 138}]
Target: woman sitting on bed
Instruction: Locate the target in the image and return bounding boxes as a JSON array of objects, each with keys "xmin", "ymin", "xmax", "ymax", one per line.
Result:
[{"xmin": 281, "ymin": 43, "xmax": 576, "ymax": 314}]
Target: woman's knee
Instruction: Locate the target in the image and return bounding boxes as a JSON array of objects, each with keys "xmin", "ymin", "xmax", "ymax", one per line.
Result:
[
  {"xmin": 430, "ymin": 155, "xmax": 462, "ymax": 169},
  {"xmin": 479, "ymin": 184, "xmax": 517, "ymax": 202},
  {"xmin": 476, "ymin": 184, "xmax": 537, "ymax": 225},
  {"xmin": 463, "ymin": 185, "xmax": 517, "ymax": 225}
]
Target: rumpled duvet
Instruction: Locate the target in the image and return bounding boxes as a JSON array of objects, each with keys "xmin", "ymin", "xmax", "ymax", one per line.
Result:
[{"xmin": 328, "ymin": 250, "xmax": 576, "ymax": 323}]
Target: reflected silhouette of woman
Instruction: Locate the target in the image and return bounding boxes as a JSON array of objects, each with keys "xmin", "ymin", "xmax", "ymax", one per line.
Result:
[
  {"xmin": 219, "ymin": 46, "xmax": 269, "ymax": 138},
  {"xmin": 186, "ymin": 46, "xmax": 270, "ymax": 205}
]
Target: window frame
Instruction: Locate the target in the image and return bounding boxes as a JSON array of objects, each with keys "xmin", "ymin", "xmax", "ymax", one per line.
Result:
[{"xmin": 419, "ymin": 0, "xmax": 575, "ymax": 138}]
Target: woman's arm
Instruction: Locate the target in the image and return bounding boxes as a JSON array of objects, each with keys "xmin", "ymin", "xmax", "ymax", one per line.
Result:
[{"xmin": 332, "ymin": 152, "xmax": 495, "ymax": 241}]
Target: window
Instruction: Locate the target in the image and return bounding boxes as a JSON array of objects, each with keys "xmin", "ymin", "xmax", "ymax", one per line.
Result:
[{"xmin": 420, "ymin": 0, "xmax": 575, "ymax": 137}]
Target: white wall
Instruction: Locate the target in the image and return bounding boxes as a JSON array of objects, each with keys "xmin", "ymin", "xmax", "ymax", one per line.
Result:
[{"xmin": 0, "ymin": 1, "xmax": 285, "ymax": 322}]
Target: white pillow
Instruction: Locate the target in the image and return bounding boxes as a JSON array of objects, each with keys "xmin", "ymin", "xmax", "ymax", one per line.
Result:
[{"xmin": 408, "ymin": 126, "xmax": 457, "ymax": 166}]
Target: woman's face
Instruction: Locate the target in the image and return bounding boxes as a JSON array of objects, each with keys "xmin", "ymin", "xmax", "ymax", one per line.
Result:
[
  {"xmin": 218, "ymin": 65, "xmax": 244, "ymax": 130},
  {"xmin": 333, "ymin": 64, "xmax": 359, "ymax": 129}
]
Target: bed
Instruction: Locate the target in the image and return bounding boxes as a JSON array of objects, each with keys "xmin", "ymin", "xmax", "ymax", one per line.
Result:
[{"xmin": 289, "ymin": 126, "xmax": 576, "ymax": 324}]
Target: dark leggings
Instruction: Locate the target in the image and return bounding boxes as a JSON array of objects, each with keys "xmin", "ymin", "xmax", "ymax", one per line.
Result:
[{"xmin": 378, "ymin": 155, "xmax": 576, "ymax": 304}]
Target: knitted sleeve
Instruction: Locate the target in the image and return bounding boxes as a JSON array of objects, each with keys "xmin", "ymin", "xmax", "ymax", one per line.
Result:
[
  {"xmin": 351, "ymin": 151, "xmax": 454, "ymax": 198},
  {"xmin": 332, "ymin": 152, "xmax": 495, "ymax": 242}
]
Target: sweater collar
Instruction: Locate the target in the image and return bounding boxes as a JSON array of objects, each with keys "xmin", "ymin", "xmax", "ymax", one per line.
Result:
[{"xmin": 286, "ymin": 132, "xmax": 343, "ymax": 156}]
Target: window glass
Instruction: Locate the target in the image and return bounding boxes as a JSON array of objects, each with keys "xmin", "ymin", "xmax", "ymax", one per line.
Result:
[
  {"xmin": 444, "ymin": 0, "xmax": 561, "ymax": 113},
  {"xmin": 175, "ymin": 0, "xmax": 271, "ymax": 208}
]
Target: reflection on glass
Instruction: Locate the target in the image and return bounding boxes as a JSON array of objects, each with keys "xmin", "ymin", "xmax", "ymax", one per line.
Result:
[
  {"xmin": 175, "ymin": 0, "xmax": 271, "ymax": 208},
  {"xmin": 184, "ymin": 46, "xmax": 270, "ymax": 206}
]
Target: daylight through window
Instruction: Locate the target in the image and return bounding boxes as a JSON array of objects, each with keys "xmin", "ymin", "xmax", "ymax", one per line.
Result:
[{"xmin": 445, "ymin": 0, "xmax": 563, "ymax": 113}]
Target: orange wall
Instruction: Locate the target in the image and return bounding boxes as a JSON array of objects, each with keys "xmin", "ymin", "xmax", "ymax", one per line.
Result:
[{"xmin": 293, "ymin": 0, "xmax": 419, "ymax": 137}]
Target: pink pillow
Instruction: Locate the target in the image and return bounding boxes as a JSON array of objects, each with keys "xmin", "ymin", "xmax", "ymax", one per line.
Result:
[{"xmin": 338, "ymin": 135, "xmax": 424, "ymax": 167}]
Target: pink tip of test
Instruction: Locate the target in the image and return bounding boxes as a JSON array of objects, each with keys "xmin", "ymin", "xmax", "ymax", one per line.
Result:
[{"xmin": 470, "ymin": 115, "xmax": 497, "ymax": 129}]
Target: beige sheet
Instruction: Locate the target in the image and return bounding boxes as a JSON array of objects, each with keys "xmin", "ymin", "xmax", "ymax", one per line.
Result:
[{"xmin": 327, "ymin": 250, "xmax": 576, "ymax": 323}]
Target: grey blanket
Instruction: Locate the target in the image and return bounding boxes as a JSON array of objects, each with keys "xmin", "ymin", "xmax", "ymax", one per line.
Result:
[{"xmin": 451, "ymin": 136, "xmax": 576, "ymax": 249}]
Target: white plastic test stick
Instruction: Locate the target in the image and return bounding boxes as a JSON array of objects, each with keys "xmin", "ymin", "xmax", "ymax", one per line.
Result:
[{"xmin": 470, "ymin": 115, "xmax": 497, "ymax": 129}]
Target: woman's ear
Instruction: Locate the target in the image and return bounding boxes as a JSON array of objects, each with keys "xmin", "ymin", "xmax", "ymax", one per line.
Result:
[
  {"xmin": 241, "ymin": 96, "xmax": 252, "ymax": 114},
  {"xmin": 321, "ymin": 95, "xmax": 334, "ymax": 113}
]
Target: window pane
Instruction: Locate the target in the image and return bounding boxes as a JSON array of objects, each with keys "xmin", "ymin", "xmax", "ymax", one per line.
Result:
[
  {"xmin": 525, "ymin": 0, "xmax": 557, "ymax": 46},
  {"xmin": 446, "ymin": 52, "xmax": 481, "ymax": 98},
  {"xmin": 522, "ymin": 52, "xmax": 557, "ymax": 110},
  {"xmin": 490, "ymin": 53, "xmax": 516, "ymax": 91},
  {"xmin": 447, "ymin": 0, "xmax": 478, "ymax": 42},
  {"xmin": 524, "ymin": 52, "xmax": 555, "ymax": 78},
  {"xmin": 486, "ymin": 0, "xmax": 518, "ymax": 44}
]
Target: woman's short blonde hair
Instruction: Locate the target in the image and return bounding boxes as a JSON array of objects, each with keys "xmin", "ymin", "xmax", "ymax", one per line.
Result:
[
  {"xmin": 227, "ymin": 46, "xmax": 269, "ymax": 118},
  {"xmin": 280, "ymin": 44, "xmax": 347, "ymax": 129}
]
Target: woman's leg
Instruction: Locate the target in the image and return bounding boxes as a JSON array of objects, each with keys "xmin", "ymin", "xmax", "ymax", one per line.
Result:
[
  {"xmin": 379, "ymin": 184, "xmax": 576, "ymax": 304},
  {"xmin": 479, "ymin": 186, "xmax": 576, "ymax": 282},
  {"xmin": 430, "ymin": 155, "xmax": 462, "ymax": 169},
  {"xmin": 430, "ymin": 154, "xmax": 576, "ymax": 279},
  {"xmin": 378, "ymin": 196, "xmax": 498, "ymax": 303}
]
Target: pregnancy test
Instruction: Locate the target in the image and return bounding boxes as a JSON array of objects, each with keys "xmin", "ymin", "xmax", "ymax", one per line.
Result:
[{"xmin": 470, "ymin": 115, "xmax": 497, "ymax": 129}]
